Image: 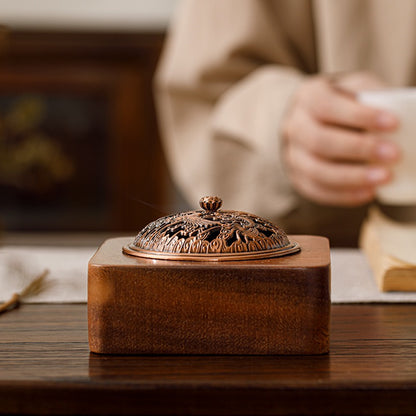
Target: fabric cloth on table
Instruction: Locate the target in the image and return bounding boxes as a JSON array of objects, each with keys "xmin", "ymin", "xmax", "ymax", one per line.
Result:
[
  {"xmin": 1, "ymin": 246, "xmax": 416, "ymax": 304},
  {"xmin": 0, "ymin": 246, "xmax": 95, "ymax": 303}
]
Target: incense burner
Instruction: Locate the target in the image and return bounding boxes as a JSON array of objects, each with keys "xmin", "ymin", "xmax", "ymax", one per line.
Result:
[{"xmin": 88, "ymin": 197, "xmax": 330, "ymax": 354}]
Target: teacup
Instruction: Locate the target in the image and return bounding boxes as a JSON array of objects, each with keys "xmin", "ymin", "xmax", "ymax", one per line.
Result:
[{"xmin": 359, "ymin": 88, "xmax": 416, "ymax": 205}]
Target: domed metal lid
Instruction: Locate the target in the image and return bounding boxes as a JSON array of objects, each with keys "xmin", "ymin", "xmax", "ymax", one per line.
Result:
[{"xmin": 122, "ymin": 196, "xmax": 300, "ymax": 261}]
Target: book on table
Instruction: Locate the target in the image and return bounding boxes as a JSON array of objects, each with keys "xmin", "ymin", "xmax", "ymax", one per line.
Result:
[{"xmin": 359, "ymin": 206, "xmax": 416, "ymax": 292}]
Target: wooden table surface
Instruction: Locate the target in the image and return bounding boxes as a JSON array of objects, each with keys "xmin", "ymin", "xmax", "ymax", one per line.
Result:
[{"xmin": 1, "ymin": 303, "xmax": 416, "ymax": 415}]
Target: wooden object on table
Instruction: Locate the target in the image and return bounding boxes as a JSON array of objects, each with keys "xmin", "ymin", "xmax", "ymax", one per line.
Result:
[
  {"xmin": 88, "ymin": 235, "xmax": 330, "ymax": 355},
  {"xmin": 3, "ymin": 303, "xmax": 416, "ymax": 416},
  {"xmin": 360, "ymin": 207, "xmax": 416, "ymax": 291}
]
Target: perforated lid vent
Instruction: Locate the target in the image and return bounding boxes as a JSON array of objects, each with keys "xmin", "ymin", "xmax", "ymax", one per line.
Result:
[{"xmin": 123, "ymin": 196, "xmax": 300, "ymax": 261}]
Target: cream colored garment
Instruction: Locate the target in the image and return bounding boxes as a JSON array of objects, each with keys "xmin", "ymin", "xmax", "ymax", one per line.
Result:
[{"xmin": 155, "ymin": 0, "xmax": 416, "ymax": 219}]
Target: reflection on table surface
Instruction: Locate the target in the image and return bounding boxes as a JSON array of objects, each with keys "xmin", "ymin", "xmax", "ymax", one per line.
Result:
[{"xmin": 2, "ymin": 304, "xmax": 416, "ymax": 415}]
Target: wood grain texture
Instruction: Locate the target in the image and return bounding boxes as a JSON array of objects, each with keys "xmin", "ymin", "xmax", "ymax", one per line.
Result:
[
  {"xmin": 2, "ymin": 304, "xmax": 416, "ymax": 415},
  {"xmin": 88, "ymin": 235, "xmax": 330, "ymax": 354}
]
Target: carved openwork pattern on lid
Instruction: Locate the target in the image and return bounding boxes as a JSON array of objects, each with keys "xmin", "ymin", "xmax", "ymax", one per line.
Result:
[{"xmin": 123, "ymin": 196, "xmax": 300, "ymax": 261}]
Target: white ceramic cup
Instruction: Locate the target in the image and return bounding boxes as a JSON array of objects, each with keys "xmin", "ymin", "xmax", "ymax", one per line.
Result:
[{"xmin": 358, "ymin": 88, "xmax": 416, "ymax": 205}]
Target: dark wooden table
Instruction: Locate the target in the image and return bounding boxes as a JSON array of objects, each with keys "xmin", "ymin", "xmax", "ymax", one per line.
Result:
[{"xmin": 1, "ymin": 303, "xmax": 416, "ymax": 415}]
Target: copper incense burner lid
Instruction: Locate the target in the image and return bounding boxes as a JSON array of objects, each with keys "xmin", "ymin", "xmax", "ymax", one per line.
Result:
[{"xmin": 122, "ymin": 196, "xmax": 300, "ymax": 261}]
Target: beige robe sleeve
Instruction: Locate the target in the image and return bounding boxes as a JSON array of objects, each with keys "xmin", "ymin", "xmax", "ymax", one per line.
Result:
[{"xmin": 155, "ymin": 0, "xmax": 312, "ymax": 219}]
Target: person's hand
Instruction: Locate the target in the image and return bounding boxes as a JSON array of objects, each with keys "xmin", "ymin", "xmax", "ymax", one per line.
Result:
[{"xmin": 282, "ymin": 72, "xmax": 401, "ymax": 206}]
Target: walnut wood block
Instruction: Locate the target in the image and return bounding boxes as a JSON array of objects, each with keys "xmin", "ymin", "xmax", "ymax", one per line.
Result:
[{"xmin": 88, "ymin": 235, "xmax": 330, "ymax": 355}]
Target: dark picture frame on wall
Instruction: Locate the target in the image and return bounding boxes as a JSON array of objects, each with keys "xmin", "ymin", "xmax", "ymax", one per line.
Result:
[{"xmin": 0, "ymin": 31, "xmax": 169, "ymax": 232}]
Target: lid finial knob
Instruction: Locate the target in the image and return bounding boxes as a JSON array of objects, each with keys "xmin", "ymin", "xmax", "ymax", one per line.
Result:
[{"xmin": 199, "ymin": 196, "xmax": 222, "ymax": 212}]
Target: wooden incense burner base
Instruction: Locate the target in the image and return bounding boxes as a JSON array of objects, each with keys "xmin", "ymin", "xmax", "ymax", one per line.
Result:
[{"xmin": 88, "ymin": 235, "xmax": 330, "ymax": 355}]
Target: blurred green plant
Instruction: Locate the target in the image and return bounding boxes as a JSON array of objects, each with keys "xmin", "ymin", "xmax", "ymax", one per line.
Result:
[{"xmin": 0, "ymin": 96, "xmax": 74, "ymax": 195}]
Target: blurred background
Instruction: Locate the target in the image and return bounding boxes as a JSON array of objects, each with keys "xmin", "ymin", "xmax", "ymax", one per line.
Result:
[{"xmin": 0, "ymin": 0, "xmax": 183, "ymax": 244}]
